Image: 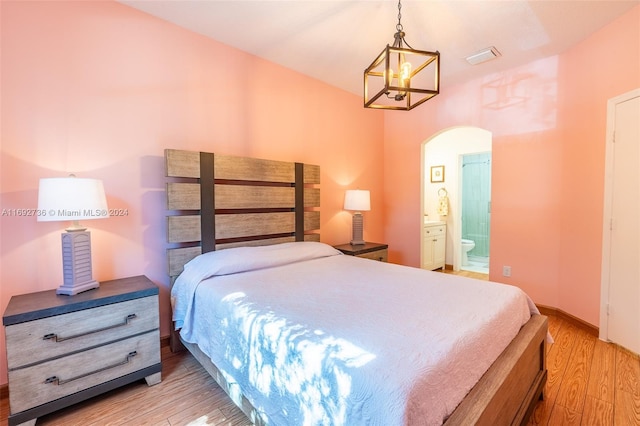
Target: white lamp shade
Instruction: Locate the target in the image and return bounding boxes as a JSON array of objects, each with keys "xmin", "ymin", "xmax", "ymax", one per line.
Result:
[
  {"xmin": 344, "ymin": 189, "xmax": 371, "ymax": 212},
  {"xmin": 37, "ymin": 177, "xmax": 109, "ymax": 222}
]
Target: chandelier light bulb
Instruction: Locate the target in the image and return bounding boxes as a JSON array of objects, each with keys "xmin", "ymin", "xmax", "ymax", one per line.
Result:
[
  {"xmin": 386, "ymin": 68, "xmax": 394, "ymax": 86},
  {"xmin": 400, "ymin": 61, "xmax": 412, "ymax": 85}
]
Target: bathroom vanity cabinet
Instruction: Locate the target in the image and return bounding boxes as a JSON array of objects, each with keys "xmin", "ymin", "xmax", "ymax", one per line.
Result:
[{"xmin": 423, "ymin": 222, "xmax": 446, "ymax": 270}]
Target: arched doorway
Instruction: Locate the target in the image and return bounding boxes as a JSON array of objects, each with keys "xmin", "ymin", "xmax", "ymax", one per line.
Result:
[{"xmin": 421, "ymin": 127, "xmax": 492, "ymax": 272}]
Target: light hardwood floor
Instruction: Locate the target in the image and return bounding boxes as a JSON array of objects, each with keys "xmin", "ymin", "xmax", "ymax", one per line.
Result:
[
  {"xmin": 1, "ymin": 272, "xmax": 639, "ymax": 425},
  {"xmin": 528, "ymin": 315, "xmax": 640, "ymax": 425},
  {"xmin": 445, "ymin": 269, "xmax": 640, "ymax": 425}
]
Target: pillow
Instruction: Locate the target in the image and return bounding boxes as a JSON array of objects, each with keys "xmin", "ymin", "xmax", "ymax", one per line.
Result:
[
  {"xmin": 181, "ymin": 241, "xmax": 341, "ymax": 284},
  {"xmin": 172, "ymin": 242, "xmax": 342, "ymax": 329}
]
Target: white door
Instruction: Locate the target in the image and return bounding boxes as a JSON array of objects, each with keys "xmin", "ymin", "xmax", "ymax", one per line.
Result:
[{"xmin": 601, "ymin": 89, "xmax": 640, "ymax": 354}]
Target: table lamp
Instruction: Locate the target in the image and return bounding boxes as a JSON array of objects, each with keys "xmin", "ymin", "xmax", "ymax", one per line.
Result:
[
  {"xmin": 37, "ymin": 176, "xmax": 109, "ymax": 295},
  {"xmin": 344, "ymin": 189, "xmax": 370, "ymax": 245}
]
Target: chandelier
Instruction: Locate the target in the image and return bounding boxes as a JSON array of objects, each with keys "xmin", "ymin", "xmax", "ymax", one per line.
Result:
[{"xmin": 364, "ymin": 0, "xmax": 440, "ymax": 111}]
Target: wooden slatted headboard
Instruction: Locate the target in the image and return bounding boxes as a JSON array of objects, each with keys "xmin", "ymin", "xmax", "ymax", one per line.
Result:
[{"xmin": 165, "ymin": 149, "xmax": 321, "ymax": 280}]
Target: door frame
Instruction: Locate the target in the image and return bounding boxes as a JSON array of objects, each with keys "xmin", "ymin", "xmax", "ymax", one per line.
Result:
[
  {"xmin": 420, "ymin": 127, "xmax": 492, "ymax": 271},
  {"xmin": 599, "ymin": 88, "xmax": 640, "ymax": 342}
]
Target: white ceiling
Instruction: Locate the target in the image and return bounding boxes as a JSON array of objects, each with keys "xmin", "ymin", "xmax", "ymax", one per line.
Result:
[{"xmin": 118, "ymin": 0, "xmax": 638, "ymax": 96}]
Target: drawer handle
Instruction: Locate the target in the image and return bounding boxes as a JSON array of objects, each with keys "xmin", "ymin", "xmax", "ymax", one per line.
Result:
[
  {"xmin": 43, "ymin": 314, "xmax": 138, "ymax": 342},
  {"xmin": 44, "ymin": 351, "xmax": 138, "ymax": 386}
]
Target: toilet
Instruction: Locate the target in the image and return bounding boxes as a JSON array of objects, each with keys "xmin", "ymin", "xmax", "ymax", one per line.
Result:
[{"xmin": 461, "ymin": 239, "xmax": 475, "ymax": 266}]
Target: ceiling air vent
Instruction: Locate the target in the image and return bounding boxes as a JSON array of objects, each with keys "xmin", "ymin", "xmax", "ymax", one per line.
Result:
[{"xmin": 465, "ymin": 46, "xmax": 501, "ymax": 65}]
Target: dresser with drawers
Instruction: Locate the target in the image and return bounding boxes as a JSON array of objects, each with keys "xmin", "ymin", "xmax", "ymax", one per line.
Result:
[{"xmin": 2, "ymin": 275, "xmax": 162, "ymax": 426}]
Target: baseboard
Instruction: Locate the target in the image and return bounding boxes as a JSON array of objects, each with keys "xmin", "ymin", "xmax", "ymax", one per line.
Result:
[{"xmin": 536, "ymin": 304, "xmax": 599, "ymax": 337}]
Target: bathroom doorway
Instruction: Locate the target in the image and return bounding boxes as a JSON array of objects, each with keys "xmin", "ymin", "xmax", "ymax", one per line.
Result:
[
  {"xmin": 421, "ymin": 127, "xmax": 492, "ymax": 272},
  {"xmin": 460, "ymin": 152, "xmax": 491, "ymax": 274}
]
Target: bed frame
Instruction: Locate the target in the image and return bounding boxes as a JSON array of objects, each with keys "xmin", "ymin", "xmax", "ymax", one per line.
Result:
[{"xmin": 165, "ymin": 148, "xmax": 547, "ymax": 425}]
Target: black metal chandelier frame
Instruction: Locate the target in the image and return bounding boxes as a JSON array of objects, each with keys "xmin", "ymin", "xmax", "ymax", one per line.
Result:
[{"xmin": 364, "ymin": 0, "xmax": 440, "ymax": 111}]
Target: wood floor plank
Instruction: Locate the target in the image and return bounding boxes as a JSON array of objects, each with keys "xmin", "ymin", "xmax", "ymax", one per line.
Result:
[
  {"xmin": 37, "ymin": 353, "xmax": 214, "ymax": 425},
  {"xmin": 125, "ymin": 418, "xmax": 171, "ymax": 426},
  {"xmin": 121, "ymin": 386, "xmax": 223, "ymax": 425},
  {"xmin": 614, "ymin": 388, "xmax": 640, "ymax": 425},
  {"xmin": 223, "ymin": 409, "xmax": 255, "ymax": 426},
  {"xmin": 94, "ymin": 371, "xmax": 217, "ymax": 425},
  {"xmin": 527, "ymin": 397, "xmax": 554, "ymax": 425},
  {"xmin": 586, "ymin": 338, "xmax": 616, "ymax": 403},
  {"xmin": 444, "ymin": 269, "xmax": 488, "ymax": 280},
  {"xmin": 168, "ymin": 400, "xmax": 227, "ymax": 425},
  {"xmin": 167, "ymin": 392, "xmax": 233, "ymax": 425},
  {"xmin": 581, "ymin": 395, "xmax": 613, "ymax": 426},
  {"xmin": 37, "ymin": 381, "xmax": 146, "ymax": 425},
  {"xmin": 528, "ymin": 317, "xmax": 577, "ymax": 426},
  {"xmin": 546, "ymin": 321, "xmax": 578, "ymax": 403},
  {"xmin": 556, "ymin": 329, "xmax": 596, "ymax": 413},
  {"xmin": 615, "ymin": 345, "xmax": 640, "ymax": 395},
  {"xmin": 548, "ymin": 403, "xmax": 581, "ymax": 425}
]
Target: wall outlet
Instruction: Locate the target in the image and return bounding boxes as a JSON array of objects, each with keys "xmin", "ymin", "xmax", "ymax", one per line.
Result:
[{"xmin": 503, "ymin": 266, "xmax": 512, "ymax": 277}]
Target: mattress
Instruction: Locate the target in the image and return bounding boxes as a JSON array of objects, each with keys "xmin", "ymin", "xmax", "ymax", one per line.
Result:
[{"xmin": 171, "ymin": 242, "xmax": 539, "ymax": 425}]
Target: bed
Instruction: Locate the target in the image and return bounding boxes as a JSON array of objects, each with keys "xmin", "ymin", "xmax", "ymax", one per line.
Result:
[{"xmin": 165, "ymin": 149, "xmax": 548, "ymax": 425}]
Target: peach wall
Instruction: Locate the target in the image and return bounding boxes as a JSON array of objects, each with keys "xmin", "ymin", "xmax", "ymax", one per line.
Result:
[
  {"xmin": 557, "ymin": 5, "xmax": 640, "ymax": 326},
  {"xmin": 0, "ymin": 1, "xmax": 384, "ymax": 385},
  {"xmin": 383, "ymin": 6, "xmax": 639, "ymax": 325}
]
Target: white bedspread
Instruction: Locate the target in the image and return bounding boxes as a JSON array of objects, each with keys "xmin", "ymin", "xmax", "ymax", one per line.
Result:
[{"xmin": 172, "ymin": 242, "xmax": 539, "ymax": 426}]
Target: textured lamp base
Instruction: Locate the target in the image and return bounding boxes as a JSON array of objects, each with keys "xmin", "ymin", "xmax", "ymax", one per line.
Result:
[
  {"xmin": 350, "ymin": 212, "xmax": 365, "ymax": 245},
  {"xmin": 57, "ymin": 231, "xmax": 100, "ymax": 296},
  {"xmin": 56, "ymin": 279, "xmax": 99, "ymax": 296}
]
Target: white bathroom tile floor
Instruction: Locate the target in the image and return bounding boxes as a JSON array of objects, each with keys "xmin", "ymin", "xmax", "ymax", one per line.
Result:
[{"xmin": 461, "ymin": 255, "xmax": 489, "ymax": 275}]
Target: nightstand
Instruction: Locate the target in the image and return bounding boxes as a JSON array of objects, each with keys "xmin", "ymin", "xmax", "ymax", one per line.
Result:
[
  {"xmin": 334, "ymin": 242, "xmax": 388, "ymax": 262},
  {"xmin": 2, "ymin": 275, "xmax": 162, "ymax": 426}
]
